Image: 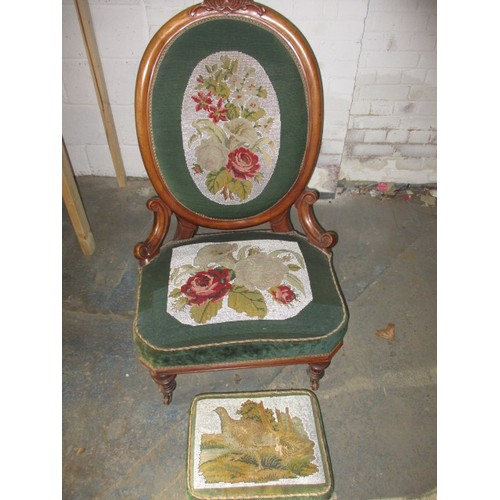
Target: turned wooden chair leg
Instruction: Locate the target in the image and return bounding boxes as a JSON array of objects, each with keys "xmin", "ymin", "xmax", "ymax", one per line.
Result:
[
  {"xmin": 307, "ymin": 361, "xmax": 331, "ymax": 391},
  {"xmin": 150, "ymin": 371, "xmax": 177, "ymax": 405}
]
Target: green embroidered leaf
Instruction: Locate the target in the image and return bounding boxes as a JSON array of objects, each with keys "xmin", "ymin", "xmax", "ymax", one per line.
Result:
[
  {"xmin": 190, "ymin": 299, "xmax": 223, "ymax": 324},
  {"xmin": 262, "ymin": 151, "xmax": 271, "ymax": 169},
  {"xmin": 240, "ymin": 108, "xmax": 250, "ymax": 120},
  {"xmin": 269, "ymin": 249, "xmax": 306, "ymax": 269},
  {"xmin": 230, "ymin": 59, "xmax": 239, "ymax": 75},
  {"xmin": 257, "ymin": 86, "xmax": 268, "ymax": 98},
  {"xmin": 254, "ymin": 172, "xmax": 264, "ymax": 183},
  {"xmin": 253, "ymin": 137, "xmax": 275, "ymax": 152},
  {"xmin": 173, "ymin": 296, "xmax": 190, "ymax": 312},
  {"xmin": 206, "ymin": 167, "xmax": 232, "ymax": 195},
  {"xmin": 284, "ymin": 272, "xmax": 305, "ymax": 294},
  {"xmin": 169, "ymin": 287, "xmax": 182, "ymax": 298},
  {"xmin": 227, "ymin": 179, "xmax": 252, "ymax": 201},
  {"xmin": 192, "ymin": 164, "xmax": 203, "ymax": 175},
  {"xmin": 204, "ymin": 80, "xmax": 217, "ymax": 94},
  {"xmin": 226, "ymin": 103, "xmax": 240, "ymax": 120},
  {"xmin": 216, "ymin": 82, "xmax": 230, "ymax": 99},
  {"xmin": 205, "ymin": 64, "xmax": 212, "ymax": 73},
  {"xmin": 228, "ymin": 286, "xmax": 267, "ymax": 319},
  {"xmin": 288, "ymin": 264, "xmax": 302, "ymax": 272},
  {"xmin": 244, "ymin": 108, "xmax": 266, "ymax": 122}
]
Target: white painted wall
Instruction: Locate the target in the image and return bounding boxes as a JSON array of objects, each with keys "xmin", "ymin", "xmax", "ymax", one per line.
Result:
[
  {"xmin": 342, "ymin": 0, "xmax": 437, "ymax": 183},
  {"xmin": 62, "ymin": 0, "xmax": 437, "ymax": 188}
]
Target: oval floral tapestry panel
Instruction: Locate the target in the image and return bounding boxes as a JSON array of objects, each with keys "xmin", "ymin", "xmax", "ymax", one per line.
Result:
[
  {"xmin": 181, "ymin": 51, "xmax": 281, "ymax": 205},
  {"xmin": 167, "ymin": 240, "xmax": 312, "ymax": 326}
]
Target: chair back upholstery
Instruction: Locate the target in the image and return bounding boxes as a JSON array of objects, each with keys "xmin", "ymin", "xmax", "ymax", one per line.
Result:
[{"xmin": 136, "ymin": 0, "xmax": 323, "ymax": 229}]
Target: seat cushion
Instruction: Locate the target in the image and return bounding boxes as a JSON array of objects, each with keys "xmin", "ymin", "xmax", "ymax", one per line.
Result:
[
  {"xmin": 134, "ymin": 231, "xmax": 348, "ymax": 370},
  {"xmin": 186, "ymin": 389, "xmax": 334, "ymax": 500}
]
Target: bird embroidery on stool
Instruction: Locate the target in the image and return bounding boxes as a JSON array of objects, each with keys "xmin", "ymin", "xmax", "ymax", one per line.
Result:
[
  {"xmin": 214, "ymin": 405, "xmax": 278, "ymax": 470},
  {"xmin": 199, "ymin": 400, "xmax": 319, "ymax": 484}
]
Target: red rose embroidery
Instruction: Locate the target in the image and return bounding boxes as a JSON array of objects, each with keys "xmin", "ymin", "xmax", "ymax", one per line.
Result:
[
  {"xmin": 226, "ymin": 147, "xmax": 261, "ymax": 180},
  {"xmin": 181, "ymin": 268, "xmax": 233, "ymax": 306},
  {"xmin": 270, "ymin": 285, "xmax": 296, "ymax": 304}
]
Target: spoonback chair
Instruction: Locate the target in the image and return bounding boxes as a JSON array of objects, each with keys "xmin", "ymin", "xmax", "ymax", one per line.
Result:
[{"xmin": 133, "ymin": 0, "xmax": 349, "ymax": 404}]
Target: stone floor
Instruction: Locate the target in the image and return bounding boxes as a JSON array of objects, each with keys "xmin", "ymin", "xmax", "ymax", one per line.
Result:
[{"xmin": 62, "ymin": 176, "xmax": 436, "ymax": 500}]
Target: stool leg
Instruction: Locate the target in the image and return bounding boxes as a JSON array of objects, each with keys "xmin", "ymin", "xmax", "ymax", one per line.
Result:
[
  {"xmin": 150, "ymin": 372, "xmax": 177, "ymax": 405},
  {"xmin": 307, "ymin": 362, "xmax": 331, "ymax": 391}
]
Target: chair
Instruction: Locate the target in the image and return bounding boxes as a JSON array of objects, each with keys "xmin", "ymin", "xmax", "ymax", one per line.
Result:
[{"xmin": 133, "ymin": 0, "xmax": 349, "ymax": 405}]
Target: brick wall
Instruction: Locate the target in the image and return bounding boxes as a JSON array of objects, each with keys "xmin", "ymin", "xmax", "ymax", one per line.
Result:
[
  {"xmin": 62, "ymin": 0, "xmax": 437, "ymax": 188},
  {"xmin": 342, "ymin": 0, "xmax": 437, "ymax": 183}
]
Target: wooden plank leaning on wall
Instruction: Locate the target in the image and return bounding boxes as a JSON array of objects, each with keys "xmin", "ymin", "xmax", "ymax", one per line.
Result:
[
  {"xmin": 62, "ymin": 138, "xmax": 96, "ymax": 256},
  {"xmin": 74, "ymin": 0, "xmax": 127, "ymax": 188}
]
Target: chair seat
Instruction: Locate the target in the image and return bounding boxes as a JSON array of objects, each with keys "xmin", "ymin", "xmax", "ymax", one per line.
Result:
[{"xmin": 134, "ymin": 230, "xmax": 348, "ymax": 371}]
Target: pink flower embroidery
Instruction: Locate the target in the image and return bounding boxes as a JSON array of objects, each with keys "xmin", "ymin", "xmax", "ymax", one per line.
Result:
[
  {"xmin": 207, "ymin": 98, "xmax": 228, "ymax": 124},
  {"xmin": 192, "ymin": 91, "xmax": 213, "ymax": 112},
  {"xmin": 226, "ymin": 147, "xmax": 261, "ymax": 180},
  {"xmin": 270, "ymin": 285, "xmax": 296, "ymax": 304}
]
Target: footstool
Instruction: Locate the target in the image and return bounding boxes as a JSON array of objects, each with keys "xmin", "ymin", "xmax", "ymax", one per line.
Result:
[{"xmin": 187, "ymin": 389, "xmax": 334, "ymax": 499}]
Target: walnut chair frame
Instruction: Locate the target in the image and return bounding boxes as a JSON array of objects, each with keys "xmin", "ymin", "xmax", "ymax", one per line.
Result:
[{"xmin": 133, "ymin": 0, "xmax": 348, "ymax": 405}]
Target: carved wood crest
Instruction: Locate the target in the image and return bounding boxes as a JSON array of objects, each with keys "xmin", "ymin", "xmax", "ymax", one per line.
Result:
[{"xmin": 190, "ymin": 0, "xmax": 266, "ymax": 16}]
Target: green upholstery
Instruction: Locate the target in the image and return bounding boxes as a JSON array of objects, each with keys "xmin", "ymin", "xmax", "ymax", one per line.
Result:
[
  {"xmin": 150, "ymin": 18, "xmax": 308, "ymax": 219},
  {"xmin": 134, "ymin": 231, "xmax": 348, "ymax": 370}
]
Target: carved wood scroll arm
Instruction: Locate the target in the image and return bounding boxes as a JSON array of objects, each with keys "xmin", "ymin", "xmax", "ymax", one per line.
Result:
[
  {"xmin": 134, "ymin": 197, "xmax": 172, "ymax": 266},
  {"xmin": 295, "ymin": 188, "xmax": 338, "ymax": 251},
  {"xmin": 190, "ymin": 0, "xmax": 266, "ymax": 16}
]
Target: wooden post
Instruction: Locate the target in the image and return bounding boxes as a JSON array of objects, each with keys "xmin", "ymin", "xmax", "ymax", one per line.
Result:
[
  {"xmin": 62, "ymin": 138, "xmax": 96, "ymax": 256},
  {"xmin": 74, "ymin": 0, "xmax": 127, "ymax": 188}
]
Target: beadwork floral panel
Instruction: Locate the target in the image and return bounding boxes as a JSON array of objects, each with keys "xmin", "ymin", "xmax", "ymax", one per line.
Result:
[
  {"xmin": 181, "ymin": 51, "xmax": 281, "ymax": 205},
  {"xmin": 167, "ymin": 240, "xmax": 312, "ymax": 325}
]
